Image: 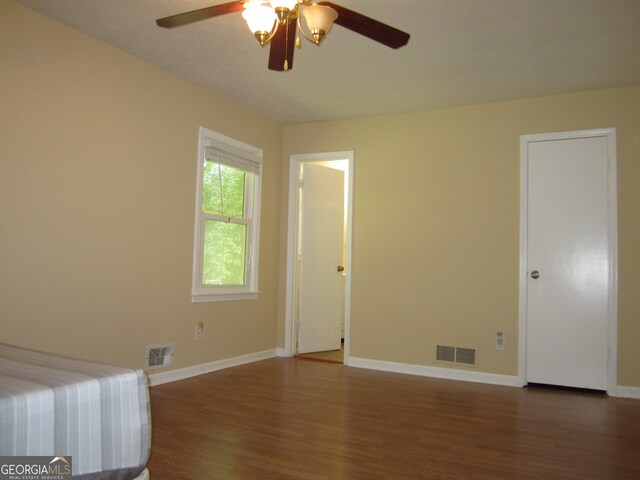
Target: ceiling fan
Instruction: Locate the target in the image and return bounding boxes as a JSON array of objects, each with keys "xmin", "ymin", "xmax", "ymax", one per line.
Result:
[{"xmin": 156, "ymin": 0, "xmax": 410, "ymax": 71}]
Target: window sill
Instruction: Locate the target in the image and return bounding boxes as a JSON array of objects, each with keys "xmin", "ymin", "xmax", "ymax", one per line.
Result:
[{"xmin": 191, "ymin": 292, "xmax": 259, "ymax": 303}]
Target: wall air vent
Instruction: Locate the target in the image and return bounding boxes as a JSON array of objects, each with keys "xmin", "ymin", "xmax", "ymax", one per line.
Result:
[
  {"xmin": 455, "ymin": 347, "xmax": 477, "ymax": 366},
  {"xmin": 436, "ymin": 345, "xmax": 477, "ymax": 367},
  {"xmin": 145, "ymin": 343, "xmax": 174, "ymax": 369},
  {"xmin": 436, "ymin": 345, "xmax": 456, "ymax": 362}
]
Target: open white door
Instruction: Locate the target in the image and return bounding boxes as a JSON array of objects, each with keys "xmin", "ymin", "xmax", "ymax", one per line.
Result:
[{"xmin": 297, "ymin": 164, "xmax": 344, "ymax": 354}]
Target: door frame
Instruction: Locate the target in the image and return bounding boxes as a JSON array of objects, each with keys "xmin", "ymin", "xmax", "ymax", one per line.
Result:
[
  {"xmin": 283, "ymin": 151, "xmax": 354, "ymax": 363},
  {"xmin": 518, "ymin": 128, "xmax": 618, "ymax": 394}
]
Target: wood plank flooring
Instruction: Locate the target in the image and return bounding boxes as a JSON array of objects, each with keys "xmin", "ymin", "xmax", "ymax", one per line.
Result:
[{"xmin": 147, "ymin": 358, "xmax": 640, "ymax": 479}]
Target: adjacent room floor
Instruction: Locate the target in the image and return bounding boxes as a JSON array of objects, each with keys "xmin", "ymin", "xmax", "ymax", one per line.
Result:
[
  {"xmin": 295, "ymin": 342, "xmax": 344, "ymax": 364},
  {"xmin": 147, "ymin": 358, "xmax": 640, "ymax": 479}
]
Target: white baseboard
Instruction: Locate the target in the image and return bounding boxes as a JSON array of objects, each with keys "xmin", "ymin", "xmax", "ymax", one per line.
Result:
[
  {"xmin": 613, "ymin": 385, "xmax": 640, "ymax": 399},
  {"xmin": 147, "ymin": 351, "xmax": 636, "ymax": 396},
  {"xmin": 348, "ymin": 357, "xmax": 521, "ymax": 387},
  {"xmin": 147, "ymin": 348, "xmax": 277, "ymax": 386}
]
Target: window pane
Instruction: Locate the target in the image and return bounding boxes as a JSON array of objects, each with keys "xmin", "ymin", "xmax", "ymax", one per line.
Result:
[
  {"xmin": 202, "ymin": 161, "xmax": 246, "ymax": 218},
  {"xmin": 202, "ymin": 220, "xmax": 247, "ymax": 286}
]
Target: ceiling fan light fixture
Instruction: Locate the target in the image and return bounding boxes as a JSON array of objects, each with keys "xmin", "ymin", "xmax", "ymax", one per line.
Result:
[
  {"xmin": 155, "ymin": 1, "xmax": 410, "ymax": 71},
  {"xmin": 301, "ymin": 4, "xmax": 338, "ymax": 45},
  {"xmin": 242, "ymin": 3, "xmax": 277, "ymax": 45}
]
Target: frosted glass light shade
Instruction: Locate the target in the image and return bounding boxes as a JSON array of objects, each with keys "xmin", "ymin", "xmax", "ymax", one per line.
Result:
[
  {"xmin": 301, "ymin": 4, "xmax": 338, "ymax": 34},
  {"xmin": 242, "ymin": 4, "xmax": 277, "ymax": 34}
]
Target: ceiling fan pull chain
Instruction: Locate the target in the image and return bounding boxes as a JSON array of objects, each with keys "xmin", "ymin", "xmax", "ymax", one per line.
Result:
[
  {"xmin": 295, "ymin": 0, "xmax": 302, "ymax": 49},
  {"xmin": 295, "ymin": 11, "xmax": 303, "ymax": 49},
  {"xmin": 284, "ymin": 20, "xmax": 290, "ymax": 71}
]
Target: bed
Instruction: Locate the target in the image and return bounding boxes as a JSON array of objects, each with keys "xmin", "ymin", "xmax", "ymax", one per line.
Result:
[{"xmin": 0, "ymin": 343, "xmax": 151, "ymax": 480}]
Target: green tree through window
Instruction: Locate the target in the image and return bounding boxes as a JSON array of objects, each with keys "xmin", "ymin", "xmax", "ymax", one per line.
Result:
[
  {"xmin": 202, "ymin": 162, "xmax": 245, "ymax": 218},
  {"xmin": 201, "ymin": 162, "xmax": 248, "ymax": 286}
]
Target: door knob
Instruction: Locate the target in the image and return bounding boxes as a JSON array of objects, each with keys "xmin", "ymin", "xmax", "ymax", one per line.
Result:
[
  {"xmin": 530, "ymin": 270, "xmax": 540, "ymax": 279},
  {"xmin": 337, "ymin": 265, "xmax": 345, "ymax": 273}
]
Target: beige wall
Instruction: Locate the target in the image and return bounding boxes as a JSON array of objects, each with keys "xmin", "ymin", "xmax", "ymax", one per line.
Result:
[
  {"xmin": 281, "ymin": 86, "xmax": 640, "ymax": 387},
  {"xmin": 0, "ymin": 1, "xmax": 283, "ymax": 369},
  {"xmin": 3, "ymin": 1, "xmax": 639, "ymax": 389}
]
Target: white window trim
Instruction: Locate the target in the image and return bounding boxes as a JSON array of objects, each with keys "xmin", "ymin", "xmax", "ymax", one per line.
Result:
[{"xmin": 191, "ymin": 127, "xmax": 262, "ymax": 302}]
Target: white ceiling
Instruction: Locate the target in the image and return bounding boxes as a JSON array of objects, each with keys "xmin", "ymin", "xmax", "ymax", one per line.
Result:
[{"xmin": 15, "ymin": 0, "xmax": 640, "ymax": 125}]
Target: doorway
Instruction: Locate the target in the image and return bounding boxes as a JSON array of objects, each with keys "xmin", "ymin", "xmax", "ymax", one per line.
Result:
[
  {"xmin": 284, "ymin": 151, "xmax": 354, "ymax": 364},
  {"xmin": 519, "ymin": 129, "xmax": 617, "ymax": 393}
]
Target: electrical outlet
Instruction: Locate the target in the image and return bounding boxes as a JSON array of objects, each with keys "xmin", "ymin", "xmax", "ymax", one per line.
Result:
[
  {"xmin": 194, "ymin": 321, "xmax": 204, "ymax": 341},
  {"xmin": 496, "ymin": 331, "xmax": 505, "ymax": 351}
]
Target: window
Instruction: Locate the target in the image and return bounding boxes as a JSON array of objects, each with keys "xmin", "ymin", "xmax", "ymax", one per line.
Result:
[{"xmin": 192, "ymin": 128, "xmax": 262, "ymax": 302}]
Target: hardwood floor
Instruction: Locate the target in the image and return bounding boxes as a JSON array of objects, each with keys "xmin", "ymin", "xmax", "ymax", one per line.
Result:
[{"xmin": 147, "ymin": 358, "xmax": 640, "ymax": 479}]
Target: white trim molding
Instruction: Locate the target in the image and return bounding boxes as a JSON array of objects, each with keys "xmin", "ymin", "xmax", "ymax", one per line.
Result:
[
  {"xmin": 191, "ymin": 127, "xmax": 262, "ymax": 303},
  {"xmin": 612, "ymin": 386, "xmax": 640, "ymax": 400},
  {"xmin": 147, "ymin": 348, "xmax": 277, "ymax": 386},
  {"xmin": 284, "ymin": 151, "xmax": 355, "ymax": 363},
  {"xmin": 348, "ymin": 357, "xmax": 520, "ymax": 387}
]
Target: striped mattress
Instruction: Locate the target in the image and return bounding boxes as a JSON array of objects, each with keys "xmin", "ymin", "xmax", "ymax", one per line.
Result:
[{"xmin": 0, "ymin": 343, "xmax": 151, "ymax": 480}]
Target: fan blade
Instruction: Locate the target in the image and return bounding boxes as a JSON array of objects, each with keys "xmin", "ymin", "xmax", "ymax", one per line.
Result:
[
  {"xmin": 268, "ymin": 22, "xmax": 297, "ymax": 71},
  {"xmin": 317, "ymin": 2, "xmax": 410, "ymax": 49},
  {"xmin": 156, "ymin": 1, "xmax": 245, "ymax": 29}
]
